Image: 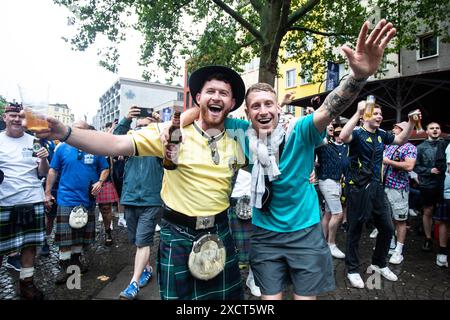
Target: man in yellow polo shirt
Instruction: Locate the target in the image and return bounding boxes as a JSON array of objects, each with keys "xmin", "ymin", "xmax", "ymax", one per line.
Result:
[{"xmin": 31, "ymin": 65, "xmax": 246, "ymax": 300}]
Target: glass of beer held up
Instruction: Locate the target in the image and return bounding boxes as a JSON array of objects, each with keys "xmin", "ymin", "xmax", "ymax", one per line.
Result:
[
  {"xmin": 408, "ymin": 109, "xmax": 423, "ymax": 133},
  {"xmin": 18, "ymin": 83, "xmax": 49, "ymax": 131}
]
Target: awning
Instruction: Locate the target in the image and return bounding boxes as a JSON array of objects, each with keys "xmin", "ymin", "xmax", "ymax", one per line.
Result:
[{"xmin": 291, "ymin": 69, "xmax": 450, "ymax": 133}]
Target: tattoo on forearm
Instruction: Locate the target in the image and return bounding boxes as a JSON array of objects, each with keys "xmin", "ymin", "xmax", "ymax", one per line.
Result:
[{"xmin": 323, "ymin": 76, "xmax": 367, "ymax": 119}]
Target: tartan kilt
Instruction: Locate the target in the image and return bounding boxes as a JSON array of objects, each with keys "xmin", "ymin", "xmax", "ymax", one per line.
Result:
[
  {"xmin": 96, "ymin": 181, "xmax": 119, "ymax": 204},
  {"xmin": 228, "ymin": 199, "xmax": 252, "ymax": 265},
  {"xmin": 0, "ymin": 203, "xmax": 45, "ymax": 256},
  {"xmin": 54, "ymin": 206, "xmax": 96, "ymax": 248},
  {"xmin": 157, "ymin": 219, "xmax": 244, "ymax": 300}
]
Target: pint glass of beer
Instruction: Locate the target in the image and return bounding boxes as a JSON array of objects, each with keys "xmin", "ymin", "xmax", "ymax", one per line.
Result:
[
  {"xmin": 408, "ymin": 109, "xmax": 423, "ymax": 133},
  {"xmin": 363, "ymin": 95, "xmax": 376, "ymax": 121},
  {"xmin": 18, "ymin": 83, "xmax": 49, "ymax": 131}
]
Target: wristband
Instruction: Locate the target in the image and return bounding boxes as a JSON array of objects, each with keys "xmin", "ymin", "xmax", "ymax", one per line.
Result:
[{"xmin": 60, "ymin": 126, "xmax": 72, "ymax": 142}]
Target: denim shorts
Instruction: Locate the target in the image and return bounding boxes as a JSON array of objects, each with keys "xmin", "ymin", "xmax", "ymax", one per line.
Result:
[
  {"xmin": 250, "ymin": 223, "xmax": 335, "ymax": 297},
  {"xmin": 125, "ymin": 206, "xmax": 162, "ymax": 247}
]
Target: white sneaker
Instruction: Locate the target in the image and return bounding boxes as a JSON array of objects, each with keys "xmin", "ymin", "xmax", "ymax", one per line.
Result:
[
  {"xmin": 246, "ymin": 276, "xmax": 261, "ymax": 297},
  {"xmin": 110, "ymin": 221, "xmax": 113, "ymax": 230},
  {"xmin": 98, "ymin": 214, "xmax": 103, "ymax": 222},
  {"xmin": 329, "ymin": 244, "xmax": 345, "ymax": 259},
  {"xmin": 347, "ymin": 273, "xmax": 365, "ymax": 289},
  {"xmin": 369, "ymin": 265, "xmax": 398, "ymax": 281},
  {"xmin": 408, "ymin": 209, "xmax": 418, "ymax": 217},
  {"xmin": 118, "ymin": 218, "xmax": 127, "ymax": 228},
  {"xmin": 369, "ymin": 228, "xmax": 378, "ymax": 239},
  {"xmin": 389, "ymin": 251, "xmax": 404, "ymax": 265},
  {"xmin": 436, "ymin": 254, "xmax": 448, "ymax": 268},
  {"xmin": 155, "ymin": 224, "xmax": 161, "ymax": 232}
]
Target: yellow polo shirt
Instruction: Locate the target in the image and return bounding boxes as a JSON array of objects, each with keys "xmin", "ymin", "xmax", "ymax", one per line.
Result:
[{"xmin": 130, "ymin": 123, "xmax": 244, "ymax": 217}]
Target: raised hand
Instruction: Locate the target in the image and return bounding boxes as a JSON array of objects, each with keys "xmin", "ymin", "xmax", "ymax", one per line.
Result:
[{"xmin": 341, "ymin": 19, "xmax": 396, "ymax": 79}]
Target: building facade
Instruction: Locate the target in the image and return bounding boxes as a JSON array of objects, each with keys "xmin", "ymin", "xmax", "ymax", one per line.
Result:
[
  {"xmin": 47, "ymin": 103, "xmax": 74, "ymax": 126},
  {"xmin": 95, "ymin": 78, "xmax": 183, "ymax": 130}
]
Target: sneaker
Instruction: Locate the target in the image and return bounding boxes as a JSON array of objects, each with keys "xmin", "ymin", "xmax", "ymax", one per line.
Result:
[
  {"xmin": 389, "ymin": 251, "xmax": 404, "ymax": 265},
  {"xmin": 436, "ymin": 254, "xmax": 448, "ymax": 268},
  {"xmin": 105, "ymin": 229, "xmax": 113, "ymax": 246},
  {"xmin": 138, "ymin": 266, "xmax": 153, "ymax": 288},
  {"xmin": 119, "ymin": 281, "xmax": 139, "ymax": 300},
  {"xmin": 40, "ymin": 241, "xmax": 50, "ymax": 257},
  {"xmin": 369, "ymin": 228, "xmax": 378, "ymax": 239},
  {"xmin": 5, "ymin": 255, "xmax": 21, "ymax": 272},
  {"xmin": 369, "ymin": 265, "xmax": 398, "ymax": 281},
  {"xmin": 98, "ymin": 214, "xmax": 103, "ymax": 222},
  {"xmin": 347, "ymin": 273, "xmax": 364, "ymax": 289},
  {"xmin": 155, "ymin": 224, "xmax": 161, "ymax": 232},
  {"xmin": 408, "ymin": 209, "xmax": 418, "ymax": 217},
  {"xmin": 246, "ymin": 275, "xmax": 261, "ymax": 297},
  {"xmin": 118, "ymin": 218, "xmax": 127, "ymax": 228},
  {"xmin": 422, "ymin": 238, "xmax": 433, "ymax": 252},
  {"xmin": 329, "ymin": 244, "xmax": 345, "ymax": 259}
]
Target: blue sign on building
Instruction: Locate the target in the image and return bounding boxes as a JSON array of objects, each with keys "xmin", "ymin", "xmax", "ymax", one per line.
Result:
[{"xmin": 326, "ymin": 61, "xmax": 340, "ymax": 91}]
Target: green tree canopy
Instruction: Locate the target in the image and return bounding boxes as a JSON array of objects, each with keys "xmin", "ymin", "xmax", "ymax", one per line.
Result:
[{"xmin": 54, "ymin": 0, "xmax": 450, "ymax": 86}]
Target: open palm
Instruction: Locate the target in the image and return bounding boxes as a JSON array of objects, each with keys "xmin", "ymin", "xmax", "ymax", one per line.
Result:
[{"xmin": 342, "ymin": 19, "xmax": 396, "ymax": 79}]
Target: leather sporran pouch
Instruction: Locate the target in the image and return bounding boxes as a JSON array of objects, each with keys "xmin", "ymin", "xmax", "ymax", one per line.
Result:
[{"xmin": 10, "ymin": 204, "xmax": 35, "ymax": 226}]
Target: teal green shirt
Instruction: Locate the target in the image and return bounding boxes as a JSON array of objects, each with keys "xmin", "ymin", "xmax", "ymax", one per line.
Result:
[{"xmin": 225, "ymin": 114, "xmax": 325, "ymax": 232}]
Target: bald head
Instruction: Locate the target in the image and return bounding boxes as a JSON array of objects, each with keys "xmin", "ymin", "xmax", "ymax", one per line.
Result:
[{"xmin": 72, "ymin": 120, "xmax": 90, "ymax": 130}]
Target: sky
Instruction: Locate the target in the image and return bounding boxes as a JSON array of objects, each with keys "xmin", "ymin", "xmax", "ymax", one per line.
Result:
[{"xmin": 0, "ymin": 0, "xmax": 183, "ymax": 121}]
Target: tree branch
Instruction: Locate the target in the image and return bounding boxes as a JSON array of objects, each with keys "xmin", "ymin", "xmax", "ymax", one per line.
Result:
[
  {"xmin": 288, "ymin": 26, "xmax": 346, "ymax": 37},
  {"xmin": 233, "ymin": 38, "xmax": 257, "ymax": 54},
  {"xmin": 286, "ymin": 0, "xmax": 320, "ymax": 29},
  {"xmin": 271, "ymin": 0, "xmax": 291, "ymax": 59},
  {"xmin": 211, "ymin": 0, "xmax": 262, "ymax": 41},
  {"xmin": 249, "ymin": 0, "xmax": 262, "ymax": 12}
]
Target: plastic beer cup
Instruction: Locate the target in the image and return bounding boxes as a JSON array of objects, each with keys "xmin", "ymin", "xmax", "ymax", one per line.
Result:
[{"xmin": 18, "ymin": 83, "xmax": 49, "ymax": 131}]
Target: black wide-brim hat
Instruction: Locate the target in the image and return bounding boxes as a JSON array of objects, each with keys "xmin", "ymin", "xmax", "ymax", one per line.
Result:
[{"xmin": 189, "ymin": 65, "xmax": 246, "ymax": 112}]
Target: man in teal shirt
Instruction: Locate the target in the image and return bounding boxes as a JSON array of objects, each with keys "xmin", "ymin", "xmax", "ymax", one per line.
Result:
[{"xmin": 181, "ymin": 19, "xmax": 397, "ymax": 299}]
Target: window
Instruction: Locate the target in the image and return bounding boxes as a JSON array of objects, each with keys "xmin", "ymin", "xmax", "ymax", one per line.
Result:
[
  {"xmin": 54, "ymin": 107, "xmax": 59, "ymax": 112},
  {"xmin": 417, "ymin": 34, "xmax": 438, "ymax": 60},
  {"xmin": 286, "ymin": 69, "xmax": 296, "ymax": 88},
  {"xmin": 300, "ymin": 65, "xmax": 312, "ymax": 85},
  {"xmin": 177, "ymin": 92, "xmax": 184, "ymax": 102}
]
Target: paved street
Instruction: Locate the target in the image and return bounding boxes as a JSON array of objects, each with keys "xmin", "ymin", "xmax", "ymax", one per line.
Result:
[{"xmin": 1, "ymin": 212, "xmax": 449, "ymax": 300}]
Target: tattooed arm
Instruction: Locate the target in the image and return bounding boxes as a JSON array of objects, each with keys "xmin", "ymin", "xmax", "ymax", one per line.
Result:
[{"xmin": 313, "ymin": 19, "xmax": 396, "ymax": 132}]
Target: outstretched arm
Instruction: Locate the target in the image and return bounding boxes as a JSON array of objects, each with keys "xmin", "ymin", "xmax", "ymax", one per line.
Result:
[
  {"xmin": 339, "ymin": 101, "xmax": 366, "ymax": 144},
  {"xmin": 313, "ymin": 19, "xmax": 396, "ymax": 132}
]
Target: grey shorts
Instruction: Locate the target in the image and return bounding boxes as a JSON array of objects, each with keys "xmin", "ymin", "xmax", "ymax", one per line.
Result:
[
  {"xmin": 318, "ymin": 179, "xmax": 343, "ymax": 214},
  {"xmin": 250, "ymin": 223, "xmax": 335, "ymax": 296},
  {"xmin": 384, "ymin": 188, "xmax": 409, "ymax": 221},
  {"xmin": 125, "ymin": 206, "xmax": 162, "ymax": 247}
]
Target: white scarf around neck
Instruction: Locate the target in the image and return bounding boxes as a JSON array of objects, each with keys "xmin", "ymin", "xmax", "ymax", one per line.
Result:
[{"xmin": 248, "ymin": 124, "xmax": 286, "ymax": 209}]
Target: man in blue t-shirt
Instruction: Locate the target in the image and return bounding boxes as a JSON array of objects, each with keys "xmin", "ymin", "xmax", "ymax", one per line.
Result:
[
  {"xmin": 180, "ymin": 19, "xmax": 397, "ymax": 300},
  {"xmin": 44, "ymin": 120, "xmax": 109, "ymax": 285},
  {"xmin": 340, "ymin": 102, "xmax": 418, "ymax": 289}
]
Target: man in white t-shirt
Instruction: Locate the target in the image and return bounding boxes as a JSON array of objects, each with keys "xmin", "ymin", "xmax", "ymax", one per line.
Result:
[{"xmin": 0, "ymin": 102, "xmax": 49, "ymax": 300}]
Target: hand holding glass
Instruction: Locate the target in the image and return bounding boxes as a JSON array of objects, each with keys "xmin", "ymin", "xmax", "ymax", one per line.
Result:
[
  {"xmin": 408, "ymin": 109, "xmax": 423, "ymax": 133},
  {"xmin": 18, "ymin": 84, "xmax": 49, "ymax": 131}
]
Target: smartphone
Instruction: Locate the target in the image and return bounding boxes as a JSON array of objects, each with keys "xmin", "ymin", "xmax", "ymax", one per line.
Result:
[{"xmin": 138, "ymin": 108, "xmax": 153, "ymax": 117}]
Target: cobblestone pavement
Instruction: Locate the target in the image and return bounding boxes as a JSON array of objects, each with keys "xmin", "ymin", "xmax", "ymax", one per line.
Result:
[{"xmin": 1, "ymin": 214, "xmax": 449, "ymax": 300}]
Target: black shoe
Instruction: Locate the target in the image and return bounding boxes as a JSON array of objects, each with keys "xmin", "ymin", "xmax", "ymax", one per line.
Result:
[
  {"xmin": 105, "ymin": 229, "xmax": 113, "ymax": 247},
  {"xmin": 19, "ymin": 277, "xmax": 44, "ymax": 300},
  {"xmin": 55, "ymin": 259, "xmax": 71, "ymax": 285},
  {"xmin": 70, "ymin": 253, "xmax": 88, "ymax": 274},
  {"xmin": 422, "ymin": 238, "xmax": 433, "ymax": 252}
]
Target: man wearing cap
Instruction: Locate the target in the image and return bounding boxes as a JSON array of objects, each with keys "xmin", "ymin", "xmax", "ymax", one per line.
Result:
[
  {"xmin": 0, "ymin": 102, "xmax": 49, "ymax": 299},
  {"xmin": 112, "ymin": 106, "xmax": 164, "ymax": 300},
  {"xmin": 383, "ymin": 122, "xmax": 417, "ymax": 265},
  {"xmin": 31, "ymin": 66, "xmax": 246, "ymax": 300}
]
